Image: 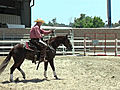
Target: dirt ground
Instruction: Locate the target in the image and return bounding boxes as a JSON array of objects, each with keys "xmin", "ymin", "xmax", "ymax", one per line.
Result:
[{"xmin": 0, "ymin": 56, "xmax": 120, "ymax": 90}]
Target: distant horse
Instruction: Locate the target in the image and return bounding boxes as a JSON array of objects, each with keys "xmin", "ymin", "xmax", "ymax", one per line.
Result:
[{"xmin": 0, "ymin": 35, "xmax": 72, "ymax": 82}]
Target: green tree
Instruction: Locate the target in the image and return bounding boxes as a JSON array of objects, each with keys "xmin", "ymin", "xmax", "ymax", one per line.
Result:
[
  {"xmin": 73, "ymin": 14, "xmax": 105, "ymax": 28},
  {"xmin": 111, "ymin": 20, "xmax": 120, "ymax": 28},
  {"xmin": 43, "ymin": 18, "xmax": 58, "ymax": 26},
  {"xmin": 93, "ymin": 16, "xmax": 105, "ymax": 28},
  {"xmin": 52, "ymin": 18, "xmax": 58, "ymax": 26},
  {"xmin": 43, "ymin": 18, "xmax": 69, "ymax": 27}
]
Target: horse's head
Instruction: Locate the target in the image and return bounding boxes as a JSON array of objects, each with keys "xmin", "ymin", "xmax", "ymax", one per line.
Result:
[
  {"xmin": 62, "ymin": 35, "xmax": 73, "ymax": 51},
  {"xmin": 48, "ymin": 35, "xmax": 73, "ymax": 50}
]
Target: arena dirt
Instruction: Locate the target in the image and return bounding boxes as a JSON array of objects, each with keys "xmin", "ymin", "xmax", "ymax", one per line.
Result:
[{"xmin": 0, "ymin": 56, "xmax": 120, "ymax": 90}]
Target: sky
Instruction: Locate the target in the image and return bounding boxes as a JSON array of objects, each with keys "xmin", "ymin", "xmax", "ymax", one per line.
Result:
[{"xmin": 31, "ymin": 0, "xmax": 120, "ymax": 26}]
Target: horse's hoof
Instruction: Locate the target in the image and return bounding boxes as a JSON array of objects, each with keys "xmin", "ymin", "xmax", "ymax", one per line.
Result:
[
  {"xmin": 54, "ymin": 76, "xmax": 59, "ymax": 80},
  {"xmin": 23, "ymin": 77, "xmax": 26, "ymax": 79},
  {"xmin": 10, "ymin": 79, "xmax": 13, "ymax": 82},
  {"xmin": 44, "ymin": 77, "xmax": 48, "ymax": 80}
]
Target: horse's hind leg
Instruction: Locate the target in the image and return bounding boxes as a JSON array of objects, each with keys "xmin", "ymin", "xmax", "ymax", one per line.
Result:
[
  {"xmin": 16, "ymin": 57, "xmax": 26, "ymax": 80},
  {"xmin": 10, "ymin": 63, "xmax": 17, "ymax": 82},
  {"xmin": 17, "ymin": 66, "xmax": 26, "ymax": 79},
  {"xmin": 10, "ymin": 57, "xmax": 25, "ymax": 82}
]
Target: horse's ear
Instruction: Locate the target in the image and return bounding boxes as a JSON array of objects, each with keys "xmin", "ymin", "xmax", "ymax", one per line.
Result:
[{"xmin": 65, "ymin": 34, "xmax": 68, "ymax": 38}]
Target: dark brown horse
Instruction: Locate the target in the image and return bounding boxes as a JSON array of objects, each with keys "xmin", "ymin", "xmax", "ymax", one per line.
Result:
[{"xmin": 0, "ymin": 35, "xmax": 72, "ymax": 82}]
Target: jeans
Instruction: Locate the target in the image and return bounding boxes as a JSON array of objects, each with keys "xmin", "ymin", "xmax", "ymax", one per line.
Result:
[{"xmin": 30, "ymin": 38, "xmax": 47, "ymax": 60}]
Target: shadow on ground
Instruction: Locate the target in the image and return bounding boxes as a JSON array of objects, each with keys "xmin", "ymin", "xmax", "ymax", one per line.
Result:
[
  {"xmin": 1, "ymin": 78, "xmax": 47, "ymax": 84},
  {"xmin": 1, "ymin": 77, "xmax": 64, "ymax": 84}
]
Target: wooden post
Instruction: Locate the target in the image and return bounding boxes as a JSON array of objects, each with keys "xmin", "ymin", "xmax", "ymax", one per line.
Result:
[
  {"xmin": 70, "ymin": 29, "xmax": 75, "ymax": 55},
  {"xmin": 104, "ymin": 34, "xmax": 107, "ymax": 55},
  {"xmin": 115, "ymin": 33, "xmax": 117, "ymax": 56},
  {"xmin": 84, "ymin": 34, "xmax": 86, "ymax": 56},
  {"xmin": 94, "ymin": 33, "xmax": 96, "ymax": 56}
]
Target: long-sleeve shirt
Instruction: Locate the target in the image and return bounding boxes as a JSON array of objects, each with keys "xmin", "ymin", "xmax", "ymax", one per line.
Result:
[{"xmin": 30, "ymin": 25, "xmax": 51, "ymax": 39}]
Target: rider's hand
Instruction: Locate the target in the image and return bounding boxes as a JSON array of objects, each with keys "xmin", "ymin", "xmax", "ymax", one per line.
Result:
[
  {"xmin": 41, "ymin": 34, "xmax": 44, "ymax": 37},
  {"xmin": 50, "ymin": 30, "xmax": 54, "ymax": 33}
]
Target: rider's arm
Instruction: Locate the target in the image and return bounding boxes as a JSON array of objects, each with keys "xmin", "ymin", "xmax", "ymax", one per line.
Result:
[{"xmin": 40, "ymin": 29, "xmax": 52, "ymax": 35}]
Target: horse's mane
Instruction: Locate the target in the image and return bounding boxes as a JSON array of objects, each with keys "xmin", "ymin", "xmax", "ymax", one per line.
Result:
[{"xmin": 48, "ymin": 36, "xmax": 65, "ymax": 43}]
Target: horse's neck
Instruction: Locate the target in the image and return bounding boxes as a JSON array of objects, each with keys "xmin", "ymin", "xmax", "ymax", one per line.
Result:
[{"xmin": 49, "ymin": 38, "xmax": 62, "ymax": 50}]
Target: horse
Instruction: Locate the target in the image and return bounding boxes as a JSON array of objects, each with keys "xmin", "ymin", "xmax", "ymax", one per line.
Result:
[{"xmin": 0, "ymin": 35, "xmax": 72, "ymax": 82}]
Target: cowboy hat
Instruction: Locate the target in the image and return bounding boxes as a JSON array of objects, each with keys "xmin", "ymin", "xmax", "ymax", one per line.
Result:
[{"xmin": 34, "ymin": 18, "xmax": 45, "ymax": 23}]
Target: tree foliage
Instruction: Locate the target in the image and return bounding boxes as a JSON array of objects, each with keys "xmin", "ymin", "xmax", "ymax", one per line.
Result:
[
  {"xmin": 111, "ymin": 20, "xmax": 120, "ymax": 28},
  {"xmin": 43, "ymin": 14, "xmax": 106, "ymax": 28},
  {"xmin": 73, "ymin": 14, "xmax": 105, "ymax": 28},
  {"xmin": 43, "ymin": 18, "xmax": 69, "ymax": 27}
]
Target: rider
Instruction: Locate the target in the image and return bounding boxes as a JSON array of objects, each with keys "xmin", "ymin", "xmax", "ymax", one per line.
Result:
[{"xmin": 30, "ymin": 18, "xmax": 52, "ymax": 63}]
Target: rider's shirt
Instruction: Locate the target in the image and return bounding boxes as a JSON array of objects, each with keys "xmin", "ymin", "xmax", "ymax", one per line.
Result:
[{"xmin": 30, "ymin": 25, "xmax": 51, "ymax": 39}]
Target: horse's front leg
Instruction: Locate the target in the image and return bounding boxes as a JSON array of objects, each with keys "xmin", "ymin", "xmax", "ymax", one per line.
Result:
[
  {"xmin": 44, "ymin": 62, "xmax": 48, "ymax": 79},
  {"xmin": 49, "ymin": 60, "xmax": 58, "ymax": 79}
]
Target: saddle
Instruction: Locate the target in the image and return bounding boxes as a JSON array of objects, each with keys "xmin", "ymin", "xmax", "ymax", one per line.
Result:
[
  {"xmin": 25, "ymin": 40, "xmax": 55, "ymax": 62},
  {"xmin": 25, "ymin": 40, "xmax": 54, "ymax": 53},
  {"xmin": 25, "ymin": 41, "xmax": 40, "ymax": 62},
  {"xmin": 25, "ymin": 41, "xmax": 37, "ymax": 51}
]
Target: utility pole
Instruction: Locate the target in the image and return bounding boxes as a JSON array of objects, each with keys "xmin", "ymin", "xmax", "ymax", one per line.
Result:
[{"xmin": 107, "ymin": 0, "xmax": 112, "ymax": 28}]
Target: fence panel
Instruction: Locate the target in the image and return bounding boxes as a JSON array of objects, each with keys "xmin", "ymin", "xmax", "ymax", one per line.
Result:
[{"xmin": 1, "ymin": 29, "xmax": 120, "ymax": 56}]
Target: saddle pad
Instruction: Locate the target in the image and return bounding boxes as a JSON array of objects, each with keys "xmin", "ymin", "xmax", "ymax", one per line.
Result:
[
  {"xmin": 26, "ymin": 42, "xmax": 30, "ymax": 49},
  {"xmin": 26, "ymin": 42, "xmax": 29, "ymax": 49},
  {"xmin": 25, "ymin": 42, "xmax": 34, "ymax": 51}
]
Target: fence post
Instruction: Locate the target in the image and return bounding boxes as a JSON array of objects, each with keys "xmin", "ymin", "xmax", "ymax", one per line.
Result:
[
  {"xmin": 104, "ymin": 33, "xmax": 107, "ymax": 55},
  {"xmin": 93, "ymin": 33, "xmax": 97, "ymax": 56},
  {"xmin": 115, "ymin": 33, "xmax": 117, "ymax": 56},
  {"xmin": 84, "ymin": 34, "xmax": 86, "ymax": 56},
  {"xmin": 70, "ymin": 29, "xmax": 75, "ymax": 55}
]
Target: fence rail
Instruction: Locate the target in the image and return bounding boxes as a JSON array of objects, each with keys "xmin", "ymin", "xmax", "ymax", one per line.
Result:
[
  {"xmin": 0, "ymin": 28, "xmax": 120, "ymax": 56},
  {"xmin": 0, "ymin": 39, "xmax": 120, "ymax": 55}
]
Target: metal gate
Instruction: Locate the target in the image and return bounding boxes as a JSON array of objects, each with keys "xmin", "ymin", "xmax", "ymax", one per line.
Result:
[{"xmin": 84, "ymin": 33, "xmax": 117, "ymax": 56}]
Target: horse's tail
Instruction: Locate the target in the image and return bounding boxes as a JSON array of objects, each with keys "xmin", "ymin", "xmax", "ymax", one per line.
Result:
[{"xmin": 0, "ymin": 48, "xmax": 13, "ymax": 75}]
